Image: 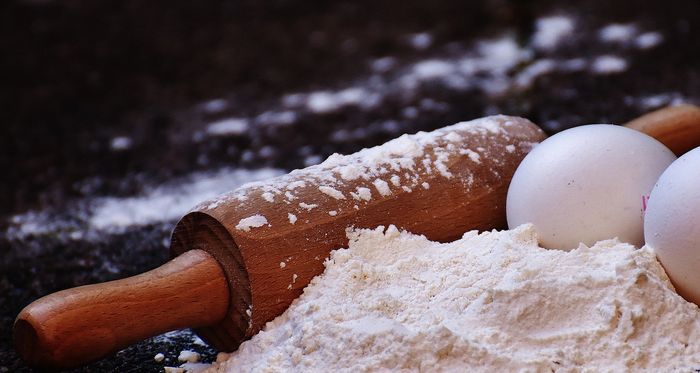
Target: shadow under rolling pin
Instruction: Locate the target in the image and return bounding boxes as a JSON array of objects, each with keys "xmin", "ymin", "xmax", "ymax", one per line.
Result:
[{"xmin": 14, "ymin": 106, "xmax": 700, "ymax": 370}]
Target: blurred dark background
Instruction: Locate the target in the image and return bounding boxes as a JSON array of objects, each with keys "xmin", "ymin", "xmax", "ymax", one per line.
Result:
[{"xmin": 1, "ymin": 0, "xmax": 699, "ymax": 371}]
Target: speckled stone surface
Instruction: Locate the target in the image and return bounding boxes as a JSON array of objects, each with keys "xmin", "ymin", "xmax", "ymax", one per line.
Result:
[{"xmin": 1, "ymin": 0, "xmax": 698, "ymax": 371}]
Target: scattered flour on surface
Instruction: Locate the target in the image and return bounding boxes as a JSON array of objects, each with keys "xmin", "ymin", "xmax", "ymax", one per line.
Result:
[
  {"xmin": 178, "ymin": 363, "xmax": 210, "ymax": 373},
  {"xmin": 598, "ymin": 23, "xmax": 637, "ymax": 43},
  {"xmin": 590, "ymin": 55, "xmax": 628, "ymax": 74},
  {"xmin": 85, "ymin": 168, "xmax": 283, "ymax": 232},
  {"xmin": 531, "ymin": 15, "xmax": 575, "ymax": 50},
  {"xmin": 206, "ymin": 118, "xmax": 249, "ymax": 136},
  {"xmin": 370, "ymin": 56, "xmax": 397, "ymax": 73},
  {"xmin": 411, "ymin": 60, "xmax": 454, "ymax": 80},
  {"xmin": 207, "ymin": 224, "xmax": 700, "ymax": 372},
  {"xmin": 635, "ymin": 32, "xmax": 664, "ymax": 49},
  {"xmin": 306, "ymin": 88, "xmax": 373, "ymax": 114},
  {"xmin": 110, "ymin": 136, "xmax": 132, "ymax": 151},
  {"xmin": 513, "ymin": 59, "xmax": 556, "ymax": 88},
  {"xmin": 235, "ymin": 215, "xmax": 268, "ymax": 232},
  {"xmin": 596, "ymin": 23, "xmax": 664, "ymax": 51},
  {"xmin": 202, "ymin": 98, "xmax": 228, "ymax": 114},
  {"xmin": 408, "ymin": 32, "xmax": 433, "ymax": 50},
  {"xmin": 255, "ymin": 110, "xmax": 297, "ymax": 126},
  {"xmin": 162, "ymin": 350, "xmax": 209, "ymax": 373},
  {"xmin": 629, "ymin": 92, "xmax": 688, "ymax": 111},
  {"xmin": 178, "ymin": 350, "xmax": 201, "ymax": 363}
]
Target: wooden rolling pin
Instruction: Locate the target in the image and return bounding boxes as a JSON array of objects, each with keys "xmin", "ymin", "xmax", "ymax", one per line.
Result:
[
  {"xmin": 14, "ymin": 106, "xmax": 700, "ymax": 370},
  {"xmin": 14, "ymin": 115, "xmax": 544, "ymax": 369}
]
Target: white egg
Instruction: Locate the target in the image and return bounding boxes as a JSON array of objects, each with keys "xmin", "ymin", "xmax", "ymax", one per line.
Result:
[
  {"xmin": 507, "ymin": 124, "xmax": 676, "ymax": 250},
  {"xmin": 644, "ymin": 146, "xmax": 700, "ymax": 305}
]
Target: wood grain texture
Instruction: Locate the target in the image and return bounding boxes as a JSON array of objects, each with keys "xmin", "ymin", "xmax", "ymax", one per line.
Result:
[
  {"xmin": 13, "ymin": 249, "xmax": 229, "ymax": 370},
  {"xmin": 625, "ymin": 104, "xmax": 700, "ymax": 156},
  {"xmin": 171, "ymin": 115, "xmax": 546, "ymax": 352}
]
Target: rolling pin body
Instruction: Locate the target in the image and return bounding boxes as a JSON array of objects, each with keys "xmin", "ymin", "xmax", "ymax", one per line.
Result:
[{"xmin": 170, "ymin": 115, "xmax": 546, "ymax": 351}]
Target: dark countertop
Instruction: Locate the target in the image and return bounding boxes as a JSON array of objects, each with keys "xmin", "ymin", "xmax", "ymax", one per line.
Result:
[{"xmin": 1, "ymin": 0, "xmax": 699, "ymax": 371}]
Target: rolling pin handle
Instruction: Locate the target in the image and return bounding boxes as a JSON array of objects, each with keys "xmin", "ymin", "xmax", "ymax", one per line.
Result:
[
  {"xmin": 13, "ymin": 249, "xmax": 229, "ymax": 370},
  {"xmin": 625, "ymin": 104, "xmax": 700, "ymax": 156}
]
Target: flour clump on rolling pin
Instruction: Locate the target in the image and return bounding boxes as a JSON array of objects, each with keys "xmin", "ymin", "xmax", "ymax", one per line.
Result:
[
  {"xmin": 207, "ymin": 225, "xmax": 700, "ymax": 372},
  {"xmin": 235, "ymin": 215, "xmax": 269, "ymax": 232}
]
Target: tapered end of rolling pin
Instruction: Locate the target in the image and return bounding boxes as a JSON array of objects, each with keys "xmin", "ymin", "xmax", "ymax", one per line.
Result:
[{"xmin": 13, "ymin": 249, "xmax": 229, "ymax": 370}]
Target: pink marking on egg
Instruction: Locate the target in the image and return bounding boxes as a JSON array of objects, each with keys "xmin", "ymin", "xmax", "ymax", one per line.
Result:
[{"xmin": 642, "ymin": 194, "xmax": 650, "ymax": 213}]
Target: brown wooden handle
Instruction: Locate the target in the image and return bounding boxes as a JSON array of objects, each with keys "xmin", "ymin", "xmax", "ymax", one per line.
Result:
[
  {"xmin": 625, "ymin": 104, "xmax": 700, "ymax": 156},
  {"xmin": 13, "ymin": 249, "xmax": 229, "ymax": 370}
]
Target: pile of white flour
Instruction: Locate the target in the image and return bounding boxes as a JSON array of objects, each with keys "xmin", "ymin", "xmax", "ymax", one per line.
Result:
[{"xmin": 207, "ymin": 224, "xmax": 700, "ymax": 372}]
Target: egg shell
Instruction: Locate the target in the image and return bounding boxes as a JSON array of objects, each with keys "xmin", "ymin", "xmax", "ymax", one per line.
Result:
[
  {"xmin": 644, "ymin": 146, "xmax": 700, "ymax": 305},
  {"xmin": 507, "ymin": 124, "xmax": 676, "ymax": 250}
]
